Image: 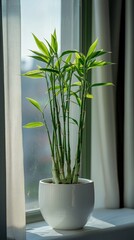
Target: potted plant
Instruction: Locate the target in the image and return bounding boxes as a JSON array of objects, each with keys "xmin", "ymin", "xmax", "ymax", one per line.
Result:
[{"xmin": 23, "ymin": 30, "xmax": 113, "ymax": 230}]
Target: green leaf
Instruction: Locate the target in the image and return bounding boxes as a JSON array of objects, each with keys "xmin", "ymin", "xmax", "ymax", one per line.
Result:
[
  {"xmin": 63, "ymin": 87, "xmax": 67, "ymax": 93},
  {"xmin": 61, "ymin": 63, "xmax": 74, "ymax": 72},
  {"xmin": 53, "ymin": 29, "xmax": 57, "ymax": 38},
  {"xmin": 71, "ymin": 91, "xmax": 81, "ymax": 106},
  {"xmin": 55, "ymin": 87, "xmax": 67, "ymax": 96},
  {"xmin": 80, "ymin": 58, "xmax": 85, "ymax": 65},
  {"xmin": 55, "ymin": 89, "xmax": 60, "ymax": 96},
  {"xmin": 55, "ymin": 58, "xmax": 62, "ymax": 68},
  {"xmin": 60, "ymin": 50, "xmax": 78, "ymax": 58},
  {"xmin": 51, "ymin": 32, "xmax": 58, "ymax": 53},
  {"xmin": 29, "ymin": 50, "xmax": 50, "ymax": 63},
  {"xmin": 29, "ymin": 55, "xmax": 49, "ymax": 64},
  {"xmin": 75, "ymin": 52, "xmax": 81, "ymax": 59},
  {"xmin": 32, "ymin": 34, "xmax": 49, "ymax": 57},
  {"xmin": 76, "ymin": 96, "xmax": 81, "ymax": 106},
  {"xmin": 71, "ymin": 81, "xmax": 82, "ymax": 87},
  {"xmin": 88, "ymin": 60, "xmax": 112, "ymax": 69},
  {"xmin": 87, "ymin": 39, "xmax": 98, "ymax": 58},
  {"xmin": 48, "ymin": 85, "xmax": 60, "ymax": 91},
  {"xmin": 76, "ymin": 53, "xmax": 86, "ymax": 65},
  {"xmin": 30, "ymin": 50, "xmax": 49, "ymax": 58},
  {"xmin": 22, "ymin": 70, "xmax": 44, "ymax": 78},
  {"xmin": 75, "ymin": 67, "xmax": 84, "ymax": 76},
  {"xmin": 65, "ymin": 53, "xmax": 72, "ymax": 63},
  {"xmin": 26, "ymin": 97, "xmax": 43, "ymax": 113},
  {"xmin": 23, "ymin": 122, "xmax": 44, "ymax": 128},
  {"xmin": 86, "ymin": 93, "xmax": 94, "ymax": 99},
  {"xmin": 74, "ymin": 73, "xmax": 83, "ymax": 82},
  {"xmin": 91, "ymin": 82, "xmax": 114, "ymax": 87},
  {"xmin": 69, "ymin": 117, "xmax": 78, "ymax": 126},
  {"xmin": 45, "ymin": 38, "xmax": 55, "ymax": 54},
  {"xmin": 86, "ymin": 50, "xmax": 108, "ymax": 61},
  {"xmin": 40, "ymin": 68, "xmax": 59, "ymax": 74}
]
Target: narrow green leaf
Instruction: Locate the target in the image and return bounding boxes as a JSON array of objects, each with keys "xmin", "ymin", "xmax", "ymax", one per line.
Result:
[
  {"xmin": 29, "ymin": 50, "xmax": 49, "ymax": 58},
  {"xmin": 75, "ymin": 67, "xmax": 84, "ymax": 76},
  {"xmin": 69, "ymin": 117, "xmax": 78, "ymax": 126},
  {"xmin": 55, "ymin": 90, "xmax": 60, "ymax": 96},
  {"xmin": 55, "ymin": 58, "xmax": 62, "ymax": 69},
  {"xmin": 71, "ymin": 91, "xmax": 81, "ymax": 106},
  {"xmin": 76, "ymin": 97, "xmax": 81, "ymax": 106},
  {"xmin": 75, "ymin": 52, "xmax": 80, "ymax": 58},
  {"xmin": 86, "ymin": 93, "xmax": 94, "ymax": 99},
  {"xmin": 32, "ymin": 34, "xmax": 49, "ymax": 56},
  {"xmin": 51, "ymin": 33, "xmax": 58, "ymax": 53},
  {"xmin": 40, "ymin": 68, "xmax": 59, "ymax": 74},
  {"xmin": 88, "ymin": 60, "xmax": 112, "ymax": 69},
  {"xmin": 80, "ymin": 58, "xmax": 85, "ymax": 65},
  {"xmin": 48, "ymin": 85, "xmax": 60, "ymax": 91},
  {"xmin": 71, "ymin": 81, "xmax": 82, "ymax": 87},
  {"xmin": 45, "ymin": 38, "xmax": 55, "ymax": 54},
  {"xmin": 65, "ymin": 53, "xmax": 72, "ymax": 63},
  {"xmin": 60, "ymin": 50, "xmax": 78, "ymax": 58},
  {"xmin": 23, "ymin": 122, "xmax": 44, "ymax": 128},
  {"xmin": 61, "ymin": 63, "xmax": 74, "ymax": 72},
  {"xmin": 26, "ymin": 97, "xmax": 43, "ymax": 113},
  {"xmin": 74, "ymin": 73, "xmax": 83, "ymax": 82},
  {"xmin": 91, "ymin": 82, "xmax": 114, "ymax": 87},
  {"xmin": 53, "ymin": 29, "xmax": 57, "ymax": 38},
  {"xmin": 63, "ymin": 87, "xmax": 67, "ymax": 93},
  {"xmin": 22, "ymin": 70, "xmax": 44, "ymax": 78},
  {"xmin": 29, "ymin": 50, "xmax": 50, "ymax": 63},
  {"xmin": 86, "ymin": 50, "xmax": 108, "ymax": 61},
  {"xmin": 29, "ymin": 55, "xmax": 49, "ymax": 64},
  {"xmin": 55, "ymin": 87, "xmax": 67, "ymax": 96},
  {"xmin": 87, "ymin": 39, "xmax": 98, "ymax": 58}
]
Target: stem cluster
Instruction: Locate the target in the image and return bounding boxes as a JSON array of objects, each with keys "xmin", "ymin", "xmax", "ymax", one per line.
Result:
[{"xmin": 23, "ymin": 31, "xmax": 113, "ymax": 184}]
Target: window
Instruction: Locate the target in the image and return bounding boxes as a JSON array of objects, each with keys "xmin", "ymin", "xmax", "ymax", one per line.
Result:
[{"xmin": 21, "ymin": 0, "xmax": 80, "ymax": 212}]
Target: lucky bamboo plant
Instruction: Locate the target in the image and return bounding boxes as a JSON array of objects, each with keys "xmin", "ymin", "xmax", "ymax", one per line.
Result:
[{"xmin": 23, "ymin": 30, "xmax": 113, "ymax": 184}]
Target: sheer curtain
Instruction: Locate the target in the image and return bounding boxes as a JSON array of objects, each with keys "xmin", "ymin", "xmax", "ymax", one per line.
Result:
[
  {"xmin": 2, "ymin": 0, "xmax": 25, "ymax": 239},
  {"xmin": 91, "ymin": 0, "xmax": 134, "ymax": 209},
  {"xmin": 91, "ymin": 0, "xmax": 119, "ymax": 208},
  {"xmin": 124, "ymin": 0, "xmax": 134, "ymax": 208}
]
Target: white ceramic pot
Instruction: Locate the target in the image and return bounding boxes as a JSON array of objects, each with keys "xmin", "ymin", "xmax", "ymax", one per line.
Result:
[{"xmin": 39, "ymin": 178, "xmax": 94, "ymax": 230}]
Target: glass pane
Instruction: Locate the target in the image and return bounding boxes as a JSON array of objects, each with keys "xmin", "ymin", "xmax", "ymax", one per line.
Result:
[{"xmin": 21, "ymin": 0, "xmax": 80, "ymax": 211}]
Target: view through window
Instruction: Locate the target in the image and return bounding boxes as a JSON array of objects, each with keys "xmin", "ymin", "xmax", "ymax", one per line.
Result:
[{"xmin": 21, "ymin": 0, "xmax": 80, "ymax": 211}]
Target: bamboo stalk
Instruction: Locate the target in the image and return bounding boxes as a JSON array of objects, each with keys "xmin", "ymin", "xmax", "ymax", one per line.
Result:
[
  {"xmin": 72, "ymin": 65, "xmax": 87, "ymax": 183},
  {"xmin": 67, "ymin": 72, "xmax": 72, "ymax": 160},
  {"xmin": 46, "ymin": 71, "xmax": 63, "ymax": 182}
]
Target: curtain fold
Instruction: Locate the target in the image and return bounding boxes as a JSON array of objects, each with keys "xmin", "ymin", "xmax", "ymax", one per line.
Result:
[
  {"xmin": 91, "ymin": 0, "xmax": 119, "ymax": 208},
  {"xmin": 2, "ymin": 0, "xmax": 26, "ymax": 239},
  {"xmin": 91, "ymin": 0, "xmax": 134, "ymax": 209},
  {"xmin": 0, "ymin": 0, "xmax": 6, "ymax": 238},
  {"xmin": 124, "ymin": 0, "xmax": 134, "ymax": 208}
]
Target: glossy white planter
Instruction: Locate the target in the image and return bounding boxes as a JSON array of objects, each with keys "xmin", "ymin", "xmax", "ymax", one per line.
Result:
[{"xmin": 39, "ymin": 178, "xmax": 94, "ymax": 230}]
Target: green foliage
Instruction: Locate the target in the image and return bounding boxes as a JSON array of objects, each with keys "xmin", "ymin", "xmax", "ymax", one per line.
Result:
[
  {"xmin": 23, "ymin": 122, "xmax": 44, "ymax": 128},
  {"xmin": 32, "ymin": 34, "xmax": 50, "ymax": 57},
  {"xmin": 23, "ymin": 30, "xmax": 114, "ymax": 184},
  {"xmin": 22, "ymin": 69, "xmax": 44, "ymax": 78},
  {"xmin": 26, "ymin": 97, "xmax": 43, "ymax": 113}
]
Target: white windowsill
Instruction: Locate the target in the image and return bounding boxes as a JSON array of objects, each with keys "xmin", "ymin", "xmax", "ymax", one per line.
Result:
[{"xmin": 26, "ymin": 208, "xmax": 134, "ymax": 240}]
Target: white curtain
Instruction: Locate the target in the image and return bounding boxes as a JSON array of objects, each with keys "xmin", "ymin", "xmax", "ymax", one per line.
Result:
[
  {"xmin": 2, "ymin": 0, "xmax": 26, "ymax": 239},
  {"xmin": 124, "ymin": 0, "xmax": 134, "ymax": 208},
  {"xmin": 91, "ymin": 0, "xmax": 120, "ymax": 208}
]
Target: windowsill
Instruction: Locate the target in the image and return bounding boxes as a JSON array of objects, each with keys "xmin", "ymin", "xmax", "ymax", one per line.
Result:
[{"xmin": 26, "ymin": 208, "xmax": 134, "ymax": 240}]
